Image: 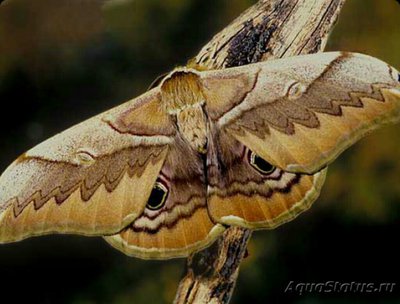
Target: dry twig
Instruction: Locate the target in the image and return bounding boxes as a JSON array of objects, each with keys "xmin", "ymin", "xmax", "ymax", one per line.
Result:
[{"xmin": 174, "ymin": 1, "xmax": 346, "ymax": 303}]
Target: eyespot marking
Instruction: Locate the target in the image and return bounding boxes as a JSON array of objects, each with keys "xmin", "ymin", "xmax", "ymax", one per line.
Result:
[
  {"xmin": 287, "ymin": 81, "xmax": 307, "ymax": 100},
  {"xmin": 248, "ymin": 150, "xmax": 275, "ymax": 175},
  {"xmin": 75, "ymin": 149, "xmax": 96, "ymax": 166},
  {"xmin": 147, "ymin": 181, "xmax": 169, "ymax": 211}
]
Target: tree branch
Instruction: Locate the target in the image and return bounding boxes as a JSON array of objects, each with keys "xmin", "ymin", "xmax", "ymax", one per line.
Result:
[{"xmin": 175, "ymin": 1, "xmax": 346, "ymax": 303}]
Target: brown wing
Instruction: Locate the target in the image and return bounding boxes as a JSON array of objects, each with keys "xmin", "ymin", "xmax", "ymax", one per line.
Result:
[
  {"xmin": 0, "ymin": 89, "xmax": 173, "ymax": 242},
  {"xmin": 104, "ymin": 135, "xmax": 224, "ymax": 260},
  {"xmin": 201, "ymin": 52, "xmax": 400, "ymax": 174},
  {"xmin": 206, "ymin": 127, "xmax": 326, "ymax": 229}
]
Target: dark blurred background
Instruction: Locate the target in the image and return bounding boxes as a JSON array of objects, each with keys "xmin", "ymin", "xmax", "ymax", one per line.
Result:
[{"xmin": 0, "ymin": 0, "xmax": 399, "ymax": 303}]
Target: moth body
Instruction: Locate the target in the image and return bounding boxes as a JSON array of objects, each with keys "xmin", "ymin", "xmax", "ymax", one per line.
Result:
[{"xmin": 161, "ymin": 69, "xmax": 209, "ymax": 154}]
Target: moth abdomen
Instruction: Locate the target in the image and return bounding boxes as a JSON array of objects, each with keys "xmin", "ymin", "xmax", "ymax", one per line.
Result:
[{"xmin": 176, "ymin": 104, "xmax": 208, "ymax": 154}]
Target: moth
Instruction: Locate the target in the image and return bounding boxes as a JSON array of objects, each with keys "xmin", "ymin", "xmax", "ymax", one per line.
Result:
[{"xmin": 0, "ymin": 52, "xmax": 399, "ymax": 259}]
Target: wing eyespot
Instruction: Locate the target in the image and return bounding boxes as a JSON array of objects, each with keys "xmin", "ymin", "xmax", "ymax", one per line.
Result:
[
  {"xmin": 287, "ymin": 81, "xmax": 307, "ymax": 100},
  {"xmin": 147, "ymin": 181, "xmax": 169, "ymax": 211},
  {"xmin": 248, "ymin": 150, "xmax": 275, "ymax": 175},
  {"xmin": 75, "ymin": 150, "xmax": 96, "ymax": 166}
]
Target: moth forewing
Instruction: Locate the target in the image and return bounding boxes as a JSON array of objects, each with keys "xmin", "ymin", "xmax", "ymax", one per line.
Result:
[
  {"xmin": 200, "ymin": 52, "xmax": 400, "ymax": 174},
  {"xmin": 0, "ymin": 89, "xmax": 172, "ymax": 242}
]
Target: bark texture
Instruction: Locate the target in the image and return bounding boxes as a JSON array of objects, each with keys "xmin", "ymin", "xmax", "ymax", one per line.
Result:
[{"xmin": 175, "ymin": 0, "xmax": 346, "ymax": 303}]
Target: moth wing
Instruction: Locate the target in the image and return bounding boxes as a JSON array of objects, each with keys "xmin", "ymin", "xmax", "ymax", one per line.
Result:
[
  {"xmin": 206, "ymin": 130, "xmax": 326, "ymax": 229},
  {"xmin": 201, "ymin": 52, "xmax": 400, "ymax": 174},
  {"xmin": 104, "ymin": 136, "xmax": 224, "ymax": 260},
  {"xmin": 0, "ymin": 88, "xmax": 173, "ymax": 242}
]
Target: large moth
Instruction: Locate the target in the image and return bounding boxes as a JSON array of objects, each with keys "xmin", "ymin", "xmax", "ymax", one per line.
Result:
[{"xmin": 0, "ymin": 52, "xmax": 399, "ymax": 259}]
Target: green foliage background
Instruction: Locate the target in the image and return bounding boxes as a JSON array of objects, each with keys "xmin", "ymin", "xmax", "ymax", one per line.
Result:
[{"xmin": 0, "ymin": 0, "xmax": 399, "ymax": 303}]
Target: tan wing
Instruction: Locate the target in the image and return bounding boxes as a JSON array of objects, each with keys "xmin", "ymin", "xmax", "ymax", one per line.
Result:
[
  {"xmin": 104, "ymin": 136, "xmax": 224, "ymax": 260},
  {"xmin": 0, "ymin": 88, "xmax": 174, "ymax": 242},
  {"xmin": 201, "ymin": 52, "xmax": 400, "ymax": 174},
  {"xmin": 207, "ymin": 128, "xmax": 326, "ymax": 228}
]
